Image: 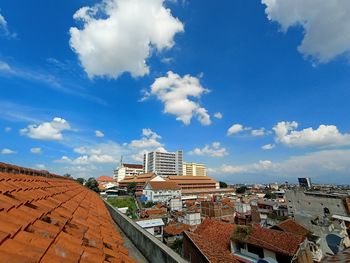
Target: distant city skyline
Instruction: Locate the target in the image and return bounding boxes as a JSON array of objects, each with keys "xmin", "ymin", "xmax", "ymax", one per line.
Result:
[{"xmin": 1, "ymin": 0, "xmax": 350, "ymax": 184}]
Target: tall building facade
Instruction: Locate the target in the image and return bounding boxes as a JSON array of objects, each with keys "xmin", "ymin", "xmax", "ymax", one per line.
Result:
[
  {"xmin": 113, "ymin": 163, "xmax": 144, "ymax": 182},
  {"xmin": 183, "ymin": 162, "xmax": 206, "ymax": 176},
  {"xmin": 143, "ymin": 150, "xmax": 183, "ymax": 177}
]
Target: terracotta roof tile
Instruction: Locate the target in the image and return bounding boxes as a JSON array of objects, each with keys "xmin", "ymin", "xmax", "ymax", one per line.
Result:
[
  {"xmin": 0, "ymin": 164, "xmax": 136, "ymax": 263},
  {"xmin": 187, "ymin": 219, "xmax": 237, "ymax": 263},
  {"xmin": 274, "ymin": 218, "xmax": 310, "ymax": 237},
  {"xmin": 147, "ymin": 181, "xmax": 180, "ymax": 190},
  {"xmin": 233, "ymin": 224, "xmax": 305, "ymax": 256}
]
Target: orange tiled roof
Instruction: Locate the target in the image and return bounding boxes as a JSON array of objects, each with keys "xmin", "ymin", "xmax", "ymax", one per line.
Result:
[
  {"xmin": 187, "ymin": 219, "xmax": 237, "ymax": 263},
  {"xmin": 0, "ymin": 170, "xmax": 135, "ymax": 263},
  {"xmin": 275, "ymin": 218, "xmax": 310, "ymax": 237},
  {"xmin": 164, "ymin": 222, "xmax": 190, "ymax": 236},
  {"xmin": 147, "ymin": 181, "xmax": 180, "ymax": 190},
  {"xmin": 235, "ymin": 224, "xmax": 305, "ymax": 256},
  {"xmin": 96, "ymin": 175, "xmax": 115, "ymax": 182}
]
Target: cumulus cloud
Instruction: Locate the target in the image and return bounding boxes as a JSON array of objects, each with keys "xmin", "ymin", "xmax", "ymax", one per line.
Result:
[
  {"xmin": 1, "ymin": 148, "xmax": 16, "ymax": 155},
  {"xmin": 227, "ymin": 124, "xmax": 250, "ymax": 136},
  {"xmin": 20, "ymin": 117, "xmax": 71, "ymax": 141},
  {"xmin": 128, "ymin": 128, "xmax": 166, "ymax": 161},
  {"xmin": 149, "ymin": 71, "xmax": 211, "ymax": 125},
  {"xmin": 69, "ymin": 0, "xmax": 184, "ymax": 78},
  {"xmin": 214, "ymin": 112, "xmax": 223, "ymax": 119},
  {"xmin": 189, "ymin": 142, "xmax": 228, "ymax": 157},
  {"xmin": 251, "ymin": 128, "xmax": 269, "ymax": 137},
  {"xmin": 30, "ymin": 147, "xmax": 42, "ymax": 154},
  {"xmin": 261, "ymin": 144, "xmax": 275, "ymax": 150},
  {"xmin": 95, "ymin": 130, "xmax": 104, "ymax": 137},
  {"xmin": 36, "ymin": 164, "xmax": 46, "ymax": 170},
  {"xmin": 211, "ymin": 149, "xmax": 350, "ymax": 183},
  {"xmin": 262, "ymin": 0, "xmax": 350, "ymax": 63},
  {"xmin": 273, "ymin": 121, "xmax": 350, "ymax": 147},
  {"xmin": 4, "ymin": 127, "xmax": 11, "ymax": 132}
]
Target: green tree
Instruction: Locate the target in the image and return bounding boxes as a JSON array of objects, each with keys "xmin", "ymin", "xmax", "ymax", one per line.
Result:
[
  {"xmin": 264, "ymin": 191, "xmax": 276, "ymax": 199},
  {"xmin": 236, "ymin": 186, "xmax": 247, "ymax": 194},
  {"xmin": 63, "ymin": 173, "xmax": 72, "ymax": 178},
  {"xmin": 85, "ymin": 177, "xmax": 99, "ymax": 193},
  {"xmin": 127, "ymin": 182, "xmax": 137, "ymax": 195},
  {"xmin": 76, "ymin": 178, "xmax": 85, "ymax": 185},
  {"xmin": 219, "ymin": 181, "xmax": 228, "ymax": 188}
]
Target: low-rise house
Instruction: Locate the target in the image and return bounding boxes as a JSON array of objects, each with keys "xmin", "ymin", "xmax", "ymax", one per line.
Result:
[
  {"xmin": 143, "ymin": 181, "xmax": 181, "ymax": 203},
  {"xmin": 179, "ymin": 212, "xmax": 201, "ymax": 226},
  {"xmin": 163, "ymin": 222, "xmax": 191, "ymax": 245},
  {"xmin": 169, "ymin": 197, "xmax": 182, "ymax": 211},
  {"xmin": 96, "ymin": 175, "xmax": 117, "ymax": 190},
  {"xmin": 136, "ymin": 218, "xmax": 165, "ymax": 239},
  {"xmin": 183, "ymin": 219, "xmax": 237, "ymax": 263},
  {"xmin": 230, "ymin": 224, "xmax": 313, "ymax": 263}
]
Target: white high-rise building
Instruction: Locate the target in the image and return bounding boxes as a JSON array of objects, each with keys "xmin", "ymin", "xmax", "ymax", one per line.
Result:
[
  {"xmin": 113, "ymin": 162, "xmax": 144, "ymax": 182},
  {"xmin": 183, "ymin": 162, "xmax": 207, "ymax": 176},
  {"xmin": 143, "ymin": 150, "xmax": 183, "ymax": 177}
]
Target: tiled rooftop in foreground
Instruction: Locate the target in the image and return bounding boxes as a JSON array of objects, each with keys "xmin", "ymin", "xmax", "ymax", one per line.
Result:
[{"xmin": 0, "ymin": 164, "xmax": 135, "ymax": 263}]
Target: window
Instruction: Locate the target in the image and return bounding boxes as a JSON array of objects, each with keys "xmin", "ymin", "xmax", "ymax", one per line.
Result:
[{"xmin": 247, "ymin": 244, "xmax": 264, "ymax": 258}]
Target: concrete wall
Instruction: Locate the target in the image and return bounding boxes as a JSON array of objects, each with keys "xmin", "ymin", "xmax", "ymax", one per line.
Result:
[{"xmin": 105, "ymin": 201, "xmax": 187, "ymax": 263}]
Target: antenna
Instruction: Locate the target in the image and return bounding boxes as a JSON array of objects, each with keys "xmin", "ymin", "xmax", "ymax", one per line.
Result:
[{"xmin": 120, "ymin": 155, "xmax": 123, "ymax": 166}]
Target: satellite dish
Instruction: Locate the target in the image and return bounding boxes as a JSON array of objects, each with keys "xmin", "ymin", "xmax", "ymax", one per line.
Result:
[{"xmin": 326, "ymin": 233, "xmax": 342, "ymax": 254}]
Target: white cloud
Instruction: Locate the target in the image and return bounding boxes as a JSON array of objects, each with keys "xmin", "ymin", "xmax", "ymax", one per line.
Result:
[
  {"xmin": 262, "ymin": 0, "xmax": 350, "ymax": 63},
  {"xmin": 20, "ymin": 117, "xmax": 71, "ymax": 141},
  {"xmin": 0, "ymin": 13, "xmax": 13, "ymax": 37},
  {"xmin": 95, "ymin": 130, "xmax": 104, "ymax": 137},
  {"xmin": 1, "ymin": 148, "xmax": 16, "ymax": 155},
  {"xmin": 251, "ymin": 128, "xmax": 268, "ymax": 137},
  {"xmin": 261, "ymin": 144, "xmax": 275, "ymax": 150},
  {"xmin": 69, "ymin": 0, "xmax": 184, "ymax": 78},
  {"xmin": 30, "ymin": 147, "xmax": 42, "ymax": 154},
  {"xmin": 0, "ymin": 61, "xmax": 11, "ymax": 72},
  {"xmin": 4, "ymin": 127, "xmax": 11, "ymax": 132},
  {"xmin": 211, "ymin": 160, "xmax": 273, "ymax": 174},
  {"xmin": 189, "ymin": 142, "xmax": 228, "ymax": 157},
  {"xmin": 149, "ymin": 71, "xmax": 211, "ymax": 125},
  {"xmin": 36, "ymin": 164, "xmax": 46, "ymax": 170},
  {"xmin": 129, "ymin": 128, "xmax": 163, "ymax": 148},
  {"xmin": 273, "ymin": 121, "xmax": 350, "ymax": 147},
  {"xmin": 214, "ymin": 112, "xmax": 223, "ymax": 119},
  {"xmin": 227, "ymin": 124, "xmax": 250, "ymax": 136}
]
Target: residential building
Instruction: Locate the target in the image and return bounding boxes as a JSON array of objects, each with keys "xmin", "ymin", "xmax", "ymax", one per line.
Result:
[
  {"xmin": 169, "ymin": 198, "xmax": 182, "ymax": 211},
  {"xmin": 143, "ymin": 150, "xmax": 183, "ymax": 177},
  {"xmin": 143, "ymin": 181, "xmax": 181, "ymax": 202},
  {"xmin": 113, "ymin": 162, "xmax": 144, "ymax": 182},
  {"xmin": 164, "ymin": 222, "xmax": 191, "ymax": 245},
  {"xmin": 183, "ymin": 162, "xmax": 207, "ymax": 176},
  {"xmin": 0, "ymin": 164, "xmax": 134, "ymax": 262},
  {"xmin": 179, "ymin": 212, "xmax": 201, "ymax": 226},
  {"xmin": 201, "ymin": 200, "xmax": 234, "ymax": 219},
  {"xmin": 96, "ymin": 175, "xmax": 117, "ymax": 190},
  {"xmin": 183, "ymin": 218, "xmax": 237, "ymax": 263},
  {"xmin": 136, "ymin": 218, "xmax": 165, "ymax": 239},
  {"xmin": 118, "ymin": 173, "xmax": 163, "ymax": 194},
  {"xmin": 231, "ymin": 224, "xmax": 313, "ymax": 263}
]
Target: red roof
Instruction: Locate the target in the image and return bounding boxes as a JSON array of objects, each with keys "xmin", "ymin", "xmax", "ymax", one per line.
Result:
[
  {"xmin": 148, "ymin": 181, "xmax": 180, "ymax": 190},
  {"xmin": 186, "ymin": 219, "xmax": 237, "ymax": 263},
  {"xmin": 164, "ymin": 222, "xmax": 190, "ymax": 235},
  {"xmin": 0, "ymin": 168, "xmax": 135, "ymax": 262},
  {"xmin": 235, "ymin": 224, "xmax": 305, "ymax": 256},
  {"xmin": 96, "ymin": 175, "xmax": 115, "ymax": 182},
  {"xmin": 274, "ymin": 218, "xmax": 310, "ymax": 237}
]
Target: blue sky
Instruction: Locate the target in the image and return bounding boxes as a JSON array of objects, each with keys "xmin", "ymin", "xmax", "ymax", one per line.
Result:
[{"xmin": 1, "ymin": 0, "xmax": 350, "ymax": 184}]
